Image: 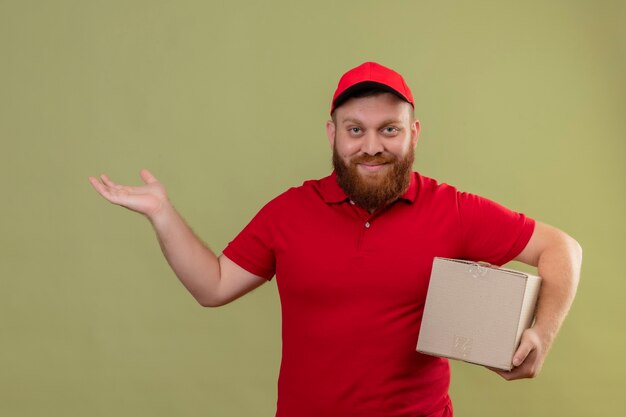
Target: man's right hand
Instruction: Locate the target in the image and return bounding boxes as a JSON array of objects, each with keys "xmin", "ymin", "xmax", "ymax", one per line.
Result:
[
  {"xmin": 88, "ymin": 169, "xmax": 168, "ymax": 220},
  {"xmin": 88, "ymin": 168, "xmax": 268, "ymax": 306}
]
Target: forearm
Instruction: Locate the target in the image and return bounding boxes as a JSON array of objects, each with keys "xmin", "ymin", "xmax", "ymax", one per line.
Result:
[
  {"xmin": 532, "ymin": 234, "xmax": 582, "ymax": 344},
  {"xmin": 148, "ymin": 201, "xmax": 221, "ymax": 306},
  {"xmin": 495, "ymin": 224, "xmax": 583, "ymax": 379}
]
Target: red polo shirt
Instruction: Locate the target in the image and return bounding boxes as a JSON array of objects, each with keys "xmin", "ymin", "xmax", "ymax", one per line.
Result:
[{"xmin": 223, "ymin": 171, "xmax": 535, "ymax": 417}]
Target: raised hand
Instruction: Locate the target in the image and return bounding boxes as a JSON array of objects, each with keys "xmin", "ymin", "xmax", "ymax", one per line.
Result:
[
  {"xmin": 88, "ymin": 169, "xmax": 169, "ymax": 219},
  {"xmin": 89, "ymin": 168, "xmax": 267, "ymax": 307}
]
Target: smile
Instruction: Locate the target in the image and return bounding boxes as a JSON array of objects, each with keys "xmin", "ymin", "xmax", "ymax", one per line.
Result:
[{"xmin": 358, "ymin": 163, "xmax": 389, "ymax": 173}]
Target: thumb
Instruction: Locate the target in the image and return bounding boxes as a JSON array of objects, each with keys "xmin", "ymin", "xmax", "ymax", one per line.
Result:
[
  {"xmin": 140, "ymin": 169, "xmax": 158, "ymax": 184},
  {"xmin": 512, "ymin": 335, "xmax": 535, "ymax": 367}
]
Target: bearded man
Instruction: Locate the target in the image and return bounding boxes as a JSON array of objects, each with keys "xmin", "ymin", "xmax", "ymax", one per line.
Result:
[{"xmin": 89, "ymin": 62, "xmax": 582, "ymax": 417}]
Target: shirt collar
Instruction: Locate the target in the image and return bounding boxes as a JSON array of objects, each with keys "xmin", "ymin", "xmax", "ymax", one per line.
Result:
[{"xmin": 320, "ymin": 171, "xmax": 418, "ymax": 204}]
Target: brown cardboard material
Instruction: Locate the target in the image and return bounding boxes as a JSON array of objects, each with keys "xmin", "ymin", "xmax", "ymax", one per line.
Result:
[{"xmin": 416, "ymin": 257, "xmax": 541, "ymax": 370}]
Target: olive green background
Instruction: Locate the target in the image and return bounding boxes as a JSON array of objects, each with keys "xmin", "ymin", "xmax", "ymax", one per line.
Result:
[{"xmin": 1, "ymin": 0, "xmax": 624, "ymax": 416}]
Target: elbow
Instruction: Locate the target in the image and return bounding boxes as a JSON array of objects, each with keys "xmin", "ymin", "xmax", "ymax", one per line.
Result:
[
  {"xmin": 198, "ymin": 299, "xmax": 227, "ymax": 308},
  {"xmin": 198, "ymin": 299, "xmax": 217, "ymax": 308},
  {"xmin": 548, "ymin": 227, "xmax": 583, "ymax": 265},
  {"xmin": 558, "ymin": 233, "xmax": 583, "ymax": 283},
  {"xmin": 538, "ymin": 229, "xmax": 583, "ymax": 277},
  {"xmin": 196, "ymin": 294, "xmax": 228, "ymax": 308},
  {"xmin": 563, "ymin": 233, "xmax": 583, "ymax": 267},
  {"xmin": 571, "ymin": 236, "xmax": 583, "ymax": 272},
  {"xmin": 567, "ymin": 237, "xmax": 583, "ymax": 290},
  {"xmin": 573, "ymin": 238, "xmax": 583, "ymax": 262}
]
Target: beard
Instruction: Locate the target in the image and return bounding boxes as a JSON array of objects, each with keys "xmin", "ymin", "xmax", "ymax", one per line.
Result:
[{"xmin": 332, "ymin": 143, "xmax": 414, "ymax": 212}]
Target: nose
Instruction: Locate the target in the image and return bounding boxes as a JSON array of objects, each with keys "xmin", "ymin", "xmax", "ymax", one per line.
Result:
[{"xmin": 361, "ymin": 131, "xmax": 384, "ymax": 155}]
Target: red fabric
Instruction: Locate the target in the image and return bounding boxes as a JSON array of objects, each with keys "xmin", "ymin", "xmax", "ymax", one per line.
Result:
[
  {"xmin": 331, "ymin": 61, "xmax": 414, "ymax": 114},
  {"xmin": 223, "ymin": 171, "xmax": 535, "ymax": 417}
]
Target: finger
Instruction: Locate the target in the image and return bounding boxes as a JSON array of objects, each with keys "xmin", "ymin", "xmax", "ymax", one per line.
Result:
[
  {"xmin": 140, "ymin": 168, "xmax": 158, "ymax": 184},
  {"xmin": 487, "ymin": 366, "xmax": 512, "ymax": 380},
  {"xmin": 101, "ymin": 174, "xmax": 131, "ymax": 193},
  {"xmin": 89, "ymin": 176, "xmax": 106, "ymax": 193},
  {"xmin": 88, "ymin": 176, "xmax": 101, "ymax": 191},
  {"xmin": 512, "ymin": 338, "xmax": 535, "ymax": 367},
  {"xmin": 487, "ymin": 362, "xmax": 530, "ymax": 381},
  {"xmin": 100, "ymin": 174, "xmax": 116, "ymax": 188},
  {"xmin": 89, "ymin": 176, "xmax": 115, "ymax": 201},
  {"xmin": 490, "ymin": 352, "xmax": 539, "ymax": 381}
]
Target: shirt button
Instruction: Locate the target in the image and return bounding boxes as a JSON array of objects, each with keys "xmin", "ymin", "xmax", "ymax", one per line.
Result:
[{"xmin": 365, "ymin": 222, "xmax": 371, "ymax": 228}]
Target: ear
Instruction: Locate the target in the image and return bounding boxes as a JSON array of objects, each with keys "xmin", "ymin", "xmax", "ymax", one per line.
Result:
[
  {"xmin": 411, "ymin": 119, "xmax": 421, "ymax": 149},
  {"xmin": 326, "ymin": 120, "xmax": 336, "ymax": 149}
]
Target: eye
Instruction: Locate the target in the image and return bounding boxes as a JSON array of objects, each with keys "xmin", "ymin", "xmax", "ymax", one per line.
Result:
[
  {"xmin": 382, "ymin": 126, "xmax": 399, "ymax": 136},
  {"xmin": 348, "ymin": 127, "xmax": 363, "ymax": 136}
]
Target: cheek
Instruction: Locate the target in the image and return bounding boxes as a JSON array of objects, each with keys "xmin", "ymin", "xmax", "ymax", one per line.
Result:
[
  {"xmin": 391, "ymin": 137, "xmax": 413, "ymax": 155},
  {"xmin": 341, "ymin": 153, "xmax": 354, "ymax": 163},
  {"xmin": 335, "ymin": 140, "xmax": 359, "ymax": 157}
]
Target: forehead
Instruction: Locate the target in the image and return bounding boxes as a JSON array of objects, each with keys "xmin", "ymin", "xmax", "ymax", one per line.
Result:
[{"xmin": 333, "ymin": 93, "xmax": 413, "ymax": 124}]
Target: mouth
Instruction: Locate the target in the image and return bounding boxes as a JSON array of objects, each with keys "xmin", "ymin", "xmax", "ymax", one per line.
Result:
[{"xmin": 358, "ymin": 163, "xmax": 389, "ymax": 173}]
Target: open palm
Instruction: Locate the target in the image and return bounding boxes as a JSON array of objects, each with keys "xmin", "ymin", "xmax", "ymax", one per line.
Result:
[{"xmin": 88, "ymin": 169, "xmax": 168, "ymax": 218}]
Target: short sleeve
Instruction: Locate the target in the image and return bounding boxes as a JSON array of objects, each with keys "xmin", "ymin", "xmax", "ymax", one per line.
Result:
[
  {"xmin": 457, "ymin": 191, "xmax": 535, "ymax": 266},
  {"xmin": 222, "ymin": 201, "xmax": 277, "ymax": 280}
]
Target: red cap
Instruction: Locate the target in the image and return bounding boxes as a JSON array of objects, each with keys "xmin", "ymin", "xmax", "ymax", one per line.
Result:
[{"xmin": 330, "ymin": 62, "xmax": 414, "ymax": 114}]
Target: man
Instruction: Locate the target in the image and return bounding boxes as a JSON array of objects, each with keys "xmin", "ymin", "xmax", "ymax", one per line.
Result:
[{"xmin": 89, "ymin": 62, "xmax": 582, "ymax": 417}]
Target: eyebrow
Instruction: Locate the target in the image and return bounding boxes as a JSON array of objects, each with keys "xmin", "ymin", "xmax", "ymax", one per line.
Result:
[{"xmin": 340, "ymin": 118, "xmax": 403, "ymax": 126}]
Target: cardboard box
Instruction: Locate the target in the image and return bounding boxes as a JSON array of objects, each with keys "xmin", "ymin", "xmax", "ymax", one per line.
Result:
[{"xmin": 416, "ymin": 257, "xmax": 541, "ymax": 370}]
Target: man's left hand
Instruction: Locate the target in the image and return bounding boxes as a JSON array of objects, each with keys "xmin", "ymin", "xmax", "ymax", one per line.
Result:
[{"xmin": 489, "ymin": 327, "xmax": 552, "ymax": 381}]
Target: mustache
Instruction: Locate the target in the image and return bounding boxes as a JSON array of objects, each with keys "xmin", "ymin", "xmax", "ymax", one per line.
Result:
[{"xmin": 350, "ymin": 154, "xmax": 397, "ymax": 165}]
